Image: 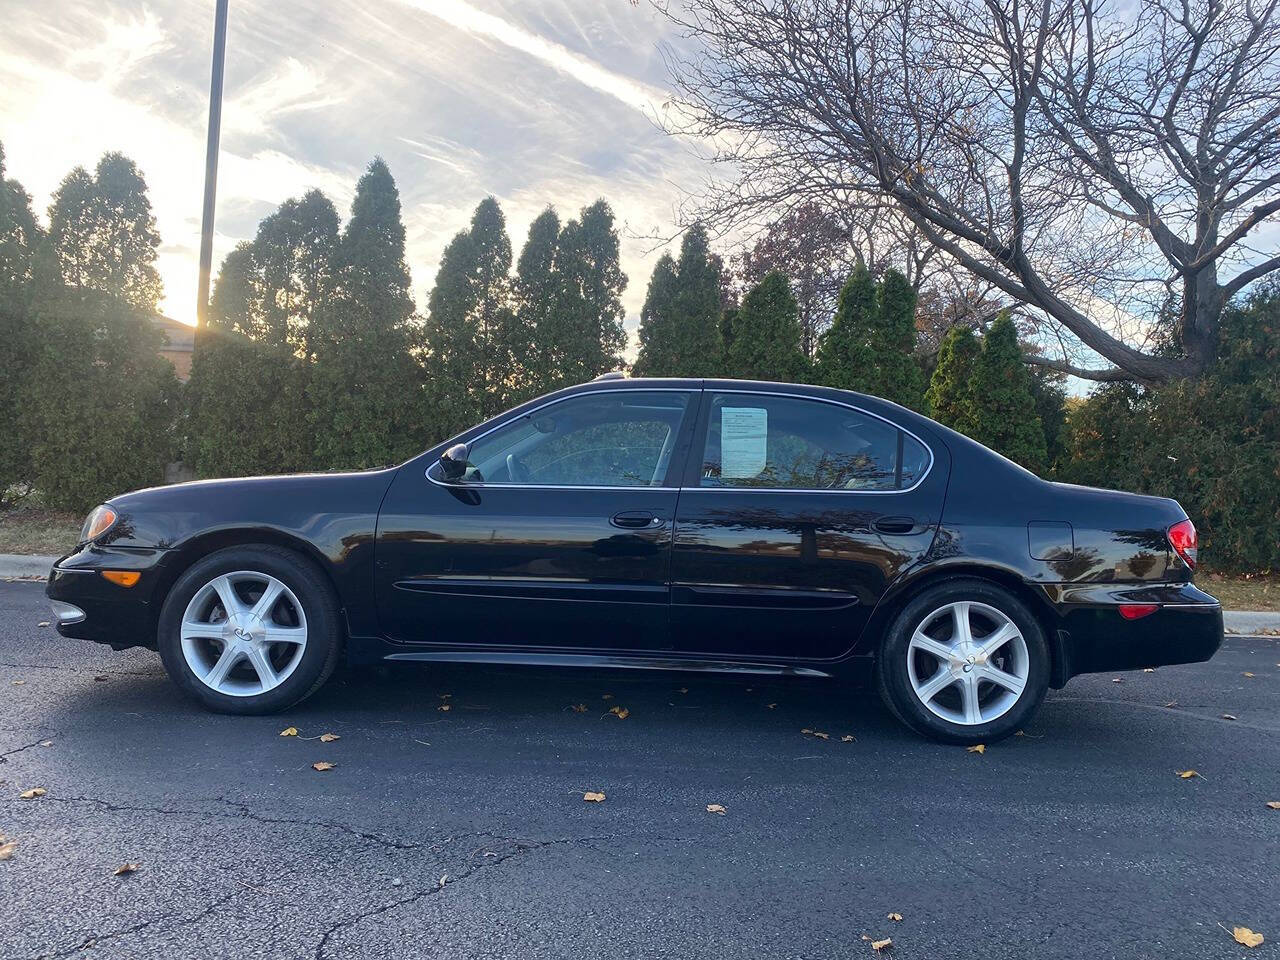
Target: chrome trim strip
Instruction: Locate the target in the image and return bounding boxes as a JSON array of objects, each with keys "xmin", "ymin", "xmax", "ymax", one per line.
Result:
[{"xmin": 424, "ymin": 384, "xmax": 937, "ymax": 495}]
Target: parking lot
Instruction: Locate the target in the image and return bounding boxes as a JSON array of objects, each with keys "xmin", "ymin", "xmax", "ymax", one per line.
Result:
[{"xmin": 1, "ymin": 579, "xmax": 1277, "ymax": 959}]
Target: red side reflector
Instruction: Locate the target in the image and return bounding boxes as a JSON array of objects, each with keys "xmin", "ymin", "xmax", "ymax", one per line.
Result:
[
  {"xmin": 1118, "ymin": 604, "xmax": 1159, "ymax": 620},
  {"xmin": 101, "ymin": 570, "xmax": 140, "ymax": 587}
]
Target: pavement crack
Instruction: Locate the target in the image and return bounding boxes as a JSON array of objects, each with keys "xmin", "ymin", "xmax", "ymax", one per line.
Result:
[{"xmin": 0, "ymin": 736, "xmax": 56, "ymax": 764}]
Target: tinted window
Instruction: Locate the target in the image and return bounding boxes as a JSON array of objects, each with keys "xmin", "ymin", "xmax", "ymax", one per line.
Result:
[
  {"xmin": 463, "ymin": 391, "xmax": 691, "ymax": 487},
  {"xmin": 699, "ymin": 393, "xmax": 926, "ymax": 491}
]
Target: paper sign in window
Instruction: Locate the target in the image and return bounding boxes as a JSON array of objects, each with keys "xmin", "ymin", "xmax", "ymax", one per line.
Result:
[{"xmin": 720, "ymin": 407, "xmax": 768, "ymax": 478}]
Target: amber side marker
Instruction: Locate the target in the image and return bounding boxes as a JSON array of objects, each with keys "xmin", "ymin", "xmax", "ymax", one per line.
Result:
[{"xmin": 101, "ymin": 571, "xmax": 141, "ymax": 587}]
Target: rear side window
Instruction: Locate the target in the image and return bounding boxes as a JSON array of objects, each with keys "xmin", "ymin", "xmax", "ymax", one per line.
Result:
[{"xmin": 699, "ymin": 393, "xmax": 928, "ymax": 491}]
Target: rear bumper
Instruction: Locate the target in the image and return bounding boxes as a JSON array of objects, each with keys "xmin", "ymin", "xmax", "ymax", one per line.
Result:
[
  {"xmin": 1038, "ymin": 581, "xmax": 1223, "ymax": 684},
  {"xmin": 45, "ymin": 545, "xmax": 170, "ymax": 651}
]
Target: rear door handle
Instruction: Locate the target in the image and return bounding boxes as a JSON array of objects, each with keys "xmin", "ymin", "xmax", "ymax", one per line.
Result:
[
  {"xmin": 872, "ymin": 516, "xmax": 918, "ymax": 535},
  {"xmin": 611, "ymin": 511, "xmax": 665, "ymax": 529}
]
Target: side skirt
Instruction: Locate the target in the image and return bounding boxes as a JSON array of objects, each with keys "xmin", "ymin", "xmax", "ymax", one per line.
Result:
[{"xmin": 381, "ymin": 649, "xmax": 834, "ymax": 677}]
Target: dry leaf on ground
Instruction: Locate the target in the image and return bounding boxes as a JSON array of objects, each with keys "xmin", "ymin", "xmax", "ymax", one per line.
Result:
[
  {"xmin": 1163, "ymin": 701, "xmax": 1178, "ymax": 708},
  {"xmin": 706, "ymin": 803, "xmax": 726, "ymax": 815},
  {"xmin": 39, "ymin": 740, "xmax": 53, "ymax": 747},
  {"xmin": 678, "ymin": 687, "xmax": 688, "ymax": 694},
  {"xmin": 609, "ymin": 706, "xmax": 629, "ymax": 719},
  {"xmin": 887, "ymin": 913, "xmax": 903, "ymax": 922},
  {"xmin": 1143, "ymin": 668, "xmax": 1155, "ymax": 673},
  {"xmin": 1111, "ymin": 677, "xmax": 1123, "ymax": 683},
  {"xmin": 319, "ymin": 733, "xmax": 340, "ymax": 743},
  {"xmin": 871, "ymin": 938, "xmax": 892, "ymax": 952},
  {"xmin": 1266, "ymin": 801, "xmax": 1280, "ymax": 810},
  {"xmin": 114, "ymin": 863, "xmax": 140, "ymax": 876},
  {"xmin": 37, "ymin": 621, "xmax": 49, "ymax": 627},
  {"xmin": 438, "ymin": 704, "xmax": 451, "ymax": 712},
  {"xmin": 1222, "ymin": 714, "xmax": 1238, "ymax": 721},
  {"xmin": 0, "ymin": 840, "xmax": 16, "ymax": 861},
  {"xmin": 571, "ymin": 703, "xmax": 588, "ymax": 713},
  {"xmin": 1177, "ymin": 769, "xmax": 1199, "ymax": 779},
  {"xmin": 312, "ymin": 761, "xmax": 336, "ymax": 772},
  {"xmin": 767, "ymin": 703, "xmax": 777, "ymax": 709},
  {"xmin": 10, "ymin": 680, "xmax": 24, "ymax": 686},
  {"xmin": 601, "ymin": 693, "xmax": 613, "ymax": 700},
  {"xmin": 583, "ymin": 791, "xmax": 606, "ymax": 802},
  {"xmin": 1232, "ymin": 926, "xmax": 1264, "ymax": 948},
  {"xmin": 1243, "ymin": 672, "xmax": 1256, "ymax": 678},
  {"xmin": 279, "ymin": 727, "xmax": 298, "ymax": 737},
  {"xmin": 841, "ymin": 735, "xmax": 855, "ymax": 743},
  {"xmin": 967, "ymin": 744, "xmax": 985, "ymax": 754},
  {"xmin": 19, "ymin": 788, "xmax": 46, "ymax": 799}
]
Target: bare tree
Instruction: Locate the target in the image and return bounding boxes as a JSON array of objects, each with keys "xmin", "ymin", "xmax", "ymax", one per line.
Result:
[{"xmin": 658, "ymin": 0, "xmax": 1280, "ymax": 383}]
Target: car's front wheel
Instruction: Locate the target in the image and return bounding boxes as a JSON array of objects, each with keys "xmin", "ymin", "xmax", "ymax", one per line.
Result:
[
  {"xmin": 876, "ymin": 578, "xmax": 1049, "ymax": 744},
  {"xmin": 157, "ymin": 545, "xmax": 343, "ymax": 714}
]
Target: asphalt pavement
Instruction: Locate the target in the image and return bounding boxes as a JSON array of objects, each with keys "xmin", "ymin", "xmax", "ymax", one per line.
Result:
[{"xmin": 1, "ymin": 579, "xmax": 1277, "ymax": 960}]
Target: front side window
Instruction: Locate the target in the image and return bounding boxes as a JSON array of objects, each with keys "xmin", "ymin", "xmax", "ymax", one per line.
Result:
[
  {"xmin": 699, "ymin": 392, "xmax": 928, "ymax": 491},
  {"xmin": 458, "ymin": 391, "xmax": 692, "ymax": 487}
]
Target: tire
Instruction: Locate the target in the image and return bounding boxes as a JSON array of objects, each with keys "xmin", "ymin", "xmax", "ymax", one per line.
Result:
[
  {"xmin": 875, "ymin": 578, "xmax": 1049, "ymax": 744},
  {"xmin": 157, "ymin": 545, "xmax": 343, "ymax": 714}
]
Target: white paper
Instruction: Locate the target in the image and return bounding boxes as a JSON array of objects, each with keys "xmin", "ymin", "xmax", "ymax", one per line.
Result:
[{"xmin": 720, "ymin": 406, "xmax": 768, "ymax": 479}]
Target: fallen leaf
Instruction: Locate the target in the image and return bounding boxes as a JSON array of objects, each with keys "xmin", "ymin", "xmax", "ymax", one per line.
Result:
[
  {"xmin": 801, "ymin": 728, "xmax": 813, "ymax": 734},
  {"xmin": 1243, "ymin": 672, "xmax": 1255, "ymax": 678},
  {"xmin": 319, "ymin": 733, "xmax": 340, "ymax": 743},
  {"xmin": 438, "ymin": 704, "xmax": 451, "ymax": 712},
  {"xmin": 967, "ymin": 744, "xmax": 985, "ymax": 754},
  {"xmin": 1014, "ymin": 730, "xmax": 1025, "ymax": 736},
  {"xmin": 1164, "ymin": 701, "xmax": 1178, "ymax": 708},
  {"xmin": 19, "ymin": 788, "xmax": 46, "ymax": 799},
  {"xmin": 39, "ymin": 740, "xmax": 52, "ymax": 747},
  {"xmin": 766, "ymin": 703, "xmax": 777, "ymax": 709},
  {"xmin": 571, "ymin": 703, "xmax": 588, "ymax": 713},
  {"xmin": 0, "ymin": 841, "xmax": 16, "ymax": 861},
  {"xmin": 1232, "ymin": 926, "xmax": 1264, "ymax": 948},
  {"xmin": 10, "ymin": 680, "xmax": 23, "ymax": 686},
  {"xmin": 1111, "ymin": 677, "xmax": 1123, "ymax": 683},
  {"xmin": 887, "ymin": 913, "xmax": 903, "ymax": 922},
  {"xmin": 841, "ymin": 735, "xmax": 856, "ymax": 743},
  {"xmin": 1177, "ymin": 769, "xmax": 1199, "ymax": 779},
  {"xmin": 602, "ymin": 693, "xmax": 613, "ymax": 700},
  {"xmin": 812, "ymin": 731, "xmax": 830, "ymax": 740},
  {"xmin": 114, "ymin": 862, "xmax": 140, "ymax": 876},
  {"xmin": 312, "ymin": 761, "xmax": 336, "ymax": 772},
  {"xmin": 871, "ymin": 937, "xmax": 893, "ymax": 952},
  {"xmin": 706, "ymin": 803, "xmax": 727, "ymax": 815},
  {"xmin": 1222, "ymin": 714, "xmax": 1238, "ymax": 721},
  {"xmin": 37, "ymin": 621, "xmax": 50, "ymax": 627},
  {"xmin": 1143, "ymin": 668, "xmax": 1155, "ymax": 673},
  {"xmin": 1265, "ymin": 801, "xmax": 1280, "ymax": 810},
  {"xmin": 279, "ymin": 726, "xmax": 298, "ymax": 737},
  {"xmin": 438, "ymin": 874, "xmax": 448, "ymax": 887},
  {"xmin": 678, "ymin": 687, "xmax": 688, "ymax": 694},
  {"xmin": 583, "ymin": 791, "xmax": 606, "ymax": 802},
  {"xmin": 609, "ymin": 706, "xmax": 629, "ymax": 720}
]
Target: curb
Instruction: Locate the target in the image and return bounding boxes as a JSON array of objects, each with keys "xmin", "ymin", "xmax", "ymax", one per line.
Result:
[
  {"xmin": 0, "ymin": 554, "xmax": 56, "ymax": 580},
  {"xmin": 1, "ymin": 553, "xmax": 1278, "ymax": 633}
]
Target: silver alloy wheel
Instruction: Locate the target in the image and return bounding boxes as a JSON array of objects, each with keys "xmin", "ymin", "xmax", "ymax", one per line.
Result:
[
  {"xmin": 180, "ymin": 571, "xmax": 308, "ymax": 697},
  {"xmin": 906, "ymin": 600, "xmax": 1029, "ymax": 726}
]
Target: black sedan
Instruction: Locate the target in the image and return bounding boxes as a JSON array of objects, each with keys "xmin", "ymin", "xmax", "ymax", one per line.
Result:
[{"xmin": 46, "ymin": 376, "xmax": 1222, "ymax": 743}]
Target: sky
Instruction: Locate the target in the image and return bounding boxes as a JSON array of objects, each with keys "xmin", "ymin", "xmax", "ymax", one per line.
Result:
[{"xmin": 0, "ymin": 0, "xmax": 710, "ymax": 347}]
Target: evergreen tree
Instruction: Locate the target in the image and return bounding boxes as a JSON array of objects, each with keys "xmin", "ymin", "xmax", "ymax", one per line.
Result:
[
  {"xmin": 815, "ymin": 265, "xmax": 877, "ymax": 391},
  {"xmin": 966, "ymin": 313, "xmax": 1047, "ymax": 470},
  {"xmin": 424, "ymin": 197, "xmax": 518, "ymax": 435},
  {"xmin": 47, "ymin": 153, "xmax": 162, "ymax": 310},
  {"xmin": 308, "ymin": 158, "xmax": 423, "ymax": 468},
  {"xmin": 541, "ymin": 200, "xmax": 627, "ymax": 387},
  {"xmin": 925, "ymin": 325, "xmax": 980, "ymax": 434},
  {"xmin": 875, "ymin": 268, "xmax": 925, "ymax": 408},
  {"xmin": 0, "ymin": 143, "xmax": 44, "ymax": 504},
  {"xmin": 724, "ymin": 271, "xmax": 808, "ymax": 382},
  {"xmin": 633, "ymin": 225, "xmax": 723, "ymax": 377},
  {"xmin": 512, "ymin": 207, "xmax": 561, "ymax": 400},
  {"xmin": 1027, "ymin": 366, "xmax": 1068, "ymax": 471},
  {"xmin": 719, "ymin": 307, "xmax": 738, "ymax": 356}
]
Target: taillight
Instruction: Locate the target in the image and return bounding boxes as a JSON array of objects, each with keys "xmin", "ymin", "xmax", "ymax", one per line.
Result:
[{"xmin": 1167, "ymin": 519, "xmax": 1198, "ymax": 570}]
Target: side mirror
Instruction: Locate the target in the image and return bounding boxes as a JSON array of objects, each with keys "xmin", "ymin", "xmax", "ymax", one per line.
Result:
[{"xmin": 439, "ymin": 443, "xmax": 471, "ymax": 482}]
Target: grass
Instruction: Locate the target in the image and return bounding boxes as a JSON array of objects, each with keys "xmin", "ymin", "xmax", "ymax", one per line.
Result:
[
  {"xmin": 0, "ymin": 508, "xmax": 82, "ymax": 556},
  {"xmin": 1, "ymin": 505, "xmax": 1276, "ymax": 612},
  {"xmin": 1199, "ymin": 572, "xmax": 1280, "ymax": 612}
]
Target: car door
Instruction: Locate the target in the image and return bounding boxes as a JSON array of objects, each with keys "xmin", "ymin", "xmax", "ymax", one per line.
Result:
[
  {"xmin": 670, "ymin": 389, "xmax": 946, "ymax": 661},
  {"xmin": 375, "ymin": 388, "xmax": 698, "ymax": 652}
]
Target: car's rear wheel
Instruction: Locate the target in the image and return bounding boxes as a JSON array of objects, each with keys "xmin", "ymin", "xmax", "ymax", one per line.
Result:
[
  {"xmin": 876, "ymin": 578, "xmax": 1049, "ymax": 744},
  {"xmin": 157, "ymin": 545, "xmax": 342, "ymax": 714}
]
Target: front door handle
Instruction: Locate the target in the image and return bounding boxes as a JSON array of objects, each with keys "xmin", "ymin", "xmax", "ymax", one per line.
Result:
[
  {"xmin": 872, "ymin": 516, "xmax": 918, "ymax": 535},
  {"xmin": 611, "ymin": 511, "xmax": 665, "ymax": 529}
]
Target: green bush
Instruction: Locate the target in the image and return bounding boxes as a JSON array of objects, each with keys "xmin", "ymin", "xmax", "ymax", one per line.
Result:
[{"xmin": 1061, "ymin": 285, "xmax": 1280, "ymax": 572}]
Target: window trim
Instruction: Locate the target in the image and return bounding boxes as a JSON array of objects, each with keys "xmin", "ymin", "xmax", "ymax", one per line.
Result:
[
  {"xmin": 424, "ymin": 387, "xmax": 696, "ymax": 491},
  {"xmin": 691, "ymin": 389, "xmax": 935, "ymax": 495}
]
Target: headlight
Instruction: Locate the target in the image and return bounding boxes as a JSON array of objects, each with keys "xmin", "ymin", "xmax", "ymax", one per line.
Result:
[{"xmin": 80, "ymin": 505, "xmax": 118, "ymax": 543}]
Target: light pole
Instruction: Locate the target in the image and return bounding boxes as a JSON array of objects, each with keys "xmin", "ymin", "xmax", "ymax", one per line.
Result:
[{"xmin": 195, "ymin": 0, "xmax": 229, "ymax": 332}]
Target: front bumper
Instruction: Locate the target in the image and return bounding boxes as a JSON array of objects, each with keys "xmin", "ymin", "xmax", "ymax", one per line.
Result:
[
  {"xmin": 1039, "ymin": 581, "xmax": 1223, "ymax": 683},
  {"xmin": 46, "ymin": 544, "xmax": 171, "ymax": 650}
]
